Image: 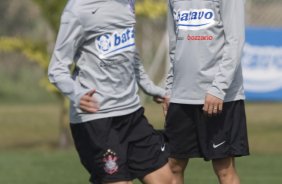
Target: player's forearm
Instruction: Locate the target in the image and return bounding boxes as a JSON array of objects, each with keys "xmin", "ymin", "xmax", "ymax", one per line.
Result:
[
  {"xmin": 48, "ymin": 69, "xmax": 90, "ymax": 107},
  {"xmin": 208, "ymin": 0, "xmax": 245, "ymax": 100}
]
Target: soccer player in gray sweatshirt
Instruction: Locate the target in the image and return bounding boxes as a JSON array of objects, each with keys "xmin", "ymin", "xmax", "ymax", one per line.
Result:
[
  {"xmin": 164, "ymin": 0, "xmax": 249, "ymax": 184},
  {"xmin": 48, "ymin": 0, "xmax": 173, "ymax": 184}
]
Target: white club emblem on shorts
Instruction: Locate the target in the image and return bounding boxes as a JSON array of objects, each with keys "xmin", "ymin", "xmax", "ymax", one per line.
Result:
[{"xmin": 103, "ymin": 149, "xmax": 119, "ymax": 175}]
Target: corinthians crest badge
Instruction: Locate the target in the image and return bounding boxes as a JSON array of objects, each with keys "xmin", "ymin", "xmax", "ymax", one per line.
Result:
[{"xmin": 103, "ymin": 149, "xmax": 119, "ymax": 175}]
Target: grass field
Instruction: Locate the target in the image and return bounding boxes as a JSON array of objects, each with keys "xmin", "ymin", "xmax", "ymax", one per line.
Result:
[
  {"xmin": 0, "ymin": 150, "xmax": 281, "ymax": 184},
  {"xmin": 0, "ymin": 102, "xmax": 282, "ymax": 183}
]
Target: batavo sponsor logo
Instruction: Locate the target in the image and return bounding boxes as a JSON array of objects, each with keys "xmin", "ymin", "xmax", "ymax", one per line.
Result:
[
  {"xmin": 175, "ymin": 9, "xmax": 216, "ymax": 30},
  {"xmin": 96, "ymin": 27, "xmax": 135, "ymax": 59},
  {"xmin": 187, "ymin": 34, "xmax": 213, "ymax": 40},
  {"xmin": 242, "ymin": 43, "xmax": 282, "ymax": 92}
]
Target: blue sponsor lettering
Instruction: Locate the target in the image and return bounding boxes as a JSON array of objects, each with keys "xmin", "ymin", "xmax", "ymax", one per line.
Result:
[
  {"xmin": 205, "ymin": 12, "xmax": 213, "ymax": 19},
  {"xmin": 96, "ymin": 27, "xmax": 135, "ymax": 58},
  {"xmin": 243, "ymin": 54, "xmax": 282, "ymax": 69},
  {"xmin": 180, "ymin": 13, "xmax": 188, "ymax": 21},
  {"xmin": 198, "ymin": 11, "xmax": 204, "ymax": 19},
  {"xmin": 243, "ymin": 44, "xmax": 282, "ymax": 69},
  {"xmin": 191, "ymin": 12, "xmax": 197, "ymax": 20},
  {"xmin": 114, "ymin": 28, "xmax": 135, "ymax": 46},
  {"xmin": 114, "ymin": 34, "xmax": 121, "ymax": 46},
  {"xmin": 176, "ymin": 9, "xmax": 216, "ymax": 30},
  {"xmin": 177, "ymin": 10, "xmax": 214, "ymax": 22}
]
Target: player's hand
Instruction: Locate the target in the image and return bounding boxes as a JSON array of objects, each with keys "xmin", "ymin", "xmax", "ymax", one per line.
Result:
[
  {"xmin": 79, "ymin": 89, "xmax": 99, "ymax": 113},
  {"xmin": 162, "ymin": 96, "xmax": 170, "ymax": 117},
  {"xmin": 202, "ymin": 94, "xmax": 223, "ymax": 116},
  {"xmin": 153, "ymin": 96, "xmax": 167, "ymax": 104},
  {"xmin": 153, "ymin": 96, "xmax": 170, "ymax": 116}
]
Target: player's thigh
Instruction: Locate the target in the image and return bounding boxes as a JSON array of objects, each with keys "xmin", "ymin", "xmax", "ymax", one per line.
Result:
[
  {"xmin": 212, "ymin": 157, "xmax": 236, "ymax": 174},
  {"xmin": 142, "ymin": 163, "xmax": 173, "ymax": 184},
  {"xmin": 103, "ymin": 181, "xmax": 133, "ymax": 184},
  {"xmin": 71, "ymin": 118, "xmax": 131, "ymax": 183},
  {"xmin": 127, "ymin": 130, "xmax": 169, "ymax": 182},
  {"xmin": 165, "ymin": 103, "xmax": 201, "ymax": 158}
]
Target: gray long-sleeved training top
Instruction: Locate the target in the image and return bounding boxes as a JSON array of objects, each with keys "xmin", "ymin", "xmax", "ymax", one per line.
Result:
[
  {"xmin": 166, "ymin": 0, "xmax": 246, "ymax": 104},
  {"xmin": 48, "ymin": 0, "xmax": 165, "ymax": 123}
]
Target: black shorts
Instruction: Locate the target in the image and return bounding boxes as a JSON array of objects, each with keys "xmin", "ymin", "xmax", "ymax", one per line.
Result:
[
  {"xmin": 164, "ymin": 100, "xmax": 250, "ymax": 161},
  {"xmin": 70, "ymin": 108, "xmax": 168, "ymax": 184}
]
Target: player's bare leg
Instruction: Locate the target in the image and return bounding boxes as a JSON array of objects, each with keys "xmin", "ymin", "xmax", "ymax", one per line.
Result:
[
  {"xmin": 168, "ymin": 158, "xmax": 188, "ymax": 184},
  {"xmin": 142, "ymin": 163, "xmax": 173, "ymax": 184},
  {"xmin": 104, "ymin": 181, "xmax": 133, "ymax": 184},
  {"xmin": 212, "ymin": 157, "xmax": 240, "ymax": 184}
]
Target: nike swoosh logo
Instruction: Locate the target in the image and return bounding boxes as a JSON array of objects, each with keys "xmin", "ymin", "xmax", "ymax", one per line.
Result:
[
  {"xmin": 92, "ymin": 9, "xmax": 98, "ymax": 14},
  {"xmin": 213, "ymin": 141, "xmax": 226, "ymax": 149},
  {"xmin": 161, "ymin": 144, "xmax": 166, "ymax": 152}
]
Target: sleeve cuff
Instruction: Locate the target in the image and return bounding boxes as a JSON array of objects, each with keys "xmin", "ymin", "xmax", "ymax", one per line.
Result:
[
  {"xmin": 73, "ymin": 88, "xmax": 92, "ymax": 108},
  {"xmin": 207, "ymin": 86, "xmax": 226, "ymax": 100},
  {"xmin": 153, "ymin": 87, "xmax": 166, "ymax": 98}
]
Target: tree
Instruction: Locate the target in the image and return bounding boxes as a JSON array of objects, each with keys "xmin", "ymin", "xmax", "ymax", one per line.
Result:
[
  {"xmin": 136, "ymin": 0, "xmax": 169, "ymax": 93},
  {"xmin": 0, "ymin": 0, "xmax": 70, "ymax": 148},
  {"xmin": 136, "ymin": 0, "xmax": 167, "ymax": 18}
]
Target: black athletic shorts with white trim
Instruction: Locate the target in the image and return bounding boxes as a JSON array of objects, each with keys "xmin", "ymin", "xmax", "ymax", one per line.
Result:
[
  {"xmin": 164, "ymin": 100, "xmax": 250, "ymax": 161},
  {"xmin": 70, "ymin": 107, "xmax": 168, "ymax": 184}
]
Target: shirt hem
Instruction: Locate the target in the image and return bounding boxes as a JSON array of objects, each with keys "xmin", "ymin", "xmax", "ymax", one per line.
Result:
[
  {"xmin": 170, "ymin": 95, "xmax": 245, "ymax": 104},
  {"xmin": 70, "ymin": 105, "xmax": 141, "ymax": 123}
]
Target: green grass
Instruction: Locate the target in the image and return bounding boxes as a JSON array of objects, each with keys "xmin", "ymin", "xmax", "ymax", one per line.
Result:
[
  {"xmin": 0, "ymin": 104, "xmax": 60, "ymax": 149},
  {"xmin": 0, "ymin": 57, "xmax": 57, "ymax": 104},
  {"xmin": 0, "ymin": 150, "xmax": 281, "ymax": 184},
  {"xmin": 0, "ymin": 150, "xmax": 88, "ymax": 184},
  {"xmin": 0, "ymin": 102, "xmax": 282, "ymax": 183}
]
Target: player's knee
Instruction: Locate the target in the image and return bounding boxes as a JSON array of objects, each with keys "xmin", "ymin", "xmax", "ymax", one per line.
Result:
[
  {"xmin": 142, "ymin": 163, "xmax": 173, "ymax": 184},
  {"xmin": 170, "ymin": 164, "xmax": 184, "ymax": 174},
  {"xmin": 169, "ymin": 159, "xmax": 187, "ymax": 174},
  {"xmin": 214, "ymin": 168, "xmax": 230, "ymax": 179},
  {"xmin": 213, "ymin": 159, "xmax": 236, "ymax": 180}
]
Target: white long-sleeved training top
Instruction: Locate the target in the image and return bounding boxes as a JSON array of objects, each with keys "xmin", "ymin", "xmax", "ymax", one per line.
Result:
[
  {"xmin": 48, "ymin": 0, "xmax": 165, "ymax": 123},
  {"xmin": 166, "ymin": 0, "xmax": 246, "ymax": 104}
]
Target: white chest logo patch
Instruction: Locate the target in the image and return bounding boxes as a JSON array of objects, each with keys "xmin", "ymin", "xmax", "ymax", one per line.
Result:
[
  {"xmin": 175, "ymin": 9, "xmax": 216, "ymax": 30},
  {"xmin": 96, "ymin": 27, "xmax": 135, "ymax": 59}
]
